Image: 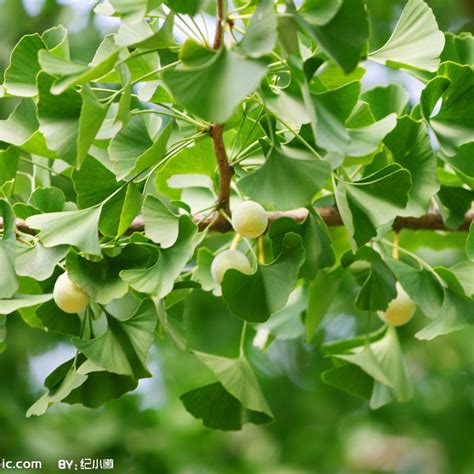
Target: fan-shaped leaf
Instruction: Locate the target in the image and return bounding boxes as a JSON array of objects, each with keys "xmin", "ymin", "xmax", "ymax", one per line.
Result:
[
  {"xmin": 221, "ymin": 233, "xmax": 305, "ymax": 322},
  {"xmin": 369, "ymin": 0, "xmax": 445, "ymax": 72},
  {"xmin": 74, "ymin": 300, "xmax": 158, "ymax": 378},
  {"xmin": 26, "ymin": 206, "xmax": 102, "ymax": 256},
  {"xmin": 163, "ymin": 47, "xmax": 268, "ymax": 123}
]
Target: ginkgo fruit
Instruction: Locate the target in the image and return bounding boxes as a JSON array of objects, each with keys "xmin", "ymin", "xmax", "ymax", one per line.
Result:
[
  {"xmin": 378, "ymin": 282, "xmax": 416, "ymax": 327},
  {"xmin": 211, "ymin": 250, "xmax": 252, "ymax": 284},
  {"xmin": 53, "ymin": 272, "xmax": 90, "ymax": 314},
  {"xmin": 231, "ymin": 200, "xmax": 268, "ymax": 239}
]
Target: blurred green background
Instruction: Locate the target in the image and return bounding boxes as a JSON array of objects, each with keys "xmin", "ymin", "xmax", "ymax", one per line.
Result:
[{"xmin": 1, "ymin": 1, "xmax": 473, "ymax": 473}]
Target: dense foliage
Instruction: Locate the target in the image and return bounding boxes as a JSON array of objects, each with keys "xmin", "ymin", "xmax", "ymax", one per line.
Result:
[{"xmin": 0, "ymin": 0, "xmax": 473, "ymax": 433}]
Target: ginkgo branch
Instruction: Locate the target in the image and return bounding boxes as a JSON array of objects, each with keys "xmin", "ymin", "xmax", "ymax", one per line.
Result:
[
  {"xmin": 3, "ymin": 207, "xmax": 473, "ymax": 237},
  {"xmin": 209, "ymin": 0, "xmax": 234, "ymax": 231}
]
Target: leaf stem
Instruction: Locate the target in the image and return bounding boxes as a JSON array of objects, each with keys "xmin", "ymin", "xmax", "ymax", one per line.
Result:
[
  {"xmin": 258, "ymin": 236, "xmax": 265, "ymax": 264},
  {"xmin": 18, "ymin": 156, "xmax": 59, "ymax": 176},
  {"xmin": 392, "ymin": 231, "xmax": 399, "ymax": 259},
  {"xmin": 142, "ymin": 133, "xmax": 204, "ymax": 193},
  {"xmin": 239, "ymin": 321, "xmax": 248, "ymax": 357},
  {"xmin": 131, "ymin": 108, "xmax": 207, "ymax": 129},
  {"xmin": 116, "ymin": 48, "xmax": 161, "ymax": 67},
  {"xmin": 253, "ymin": 96, "xmax": 323, "ymax": 159},
  {"xmin": 131, "ymin": 60, "xmax": 181, "ymax": 85},
  {"xmin": 188, "ymin": 14, "xmax": 210, "ymax": 46},
  {"xmin": 365, "ymin": 311, "xmax": 373, "ymax": 345},
  {"xmin": 230, "ymin": 234, "xmax": 241, "ymax": 250},
  {"xmin": 380, "ymin": 239, "xmax": 446, "ymax": 288}
]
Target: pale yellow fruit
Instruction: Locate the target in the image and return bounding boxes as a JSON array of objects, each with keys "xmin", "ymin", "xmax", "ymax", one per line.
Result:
[
  {"xmin": 211, "ymin": 250, "xmax": 252, "ymax": 284},
  {"xmin": 378, "ymin": 282, "xmax": 416, "ymax": 327},
  {"xmin": 231, "ymin": 201, "xmax": 268, "ymax": 239},
  {"xmin": 53, "ymin": 272, "xmax": 90, "ymax": 314}
]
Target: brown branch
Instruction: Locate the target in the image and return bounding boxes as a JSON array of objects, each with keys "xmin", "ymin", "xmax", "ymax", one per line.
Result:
[
  {"xmin": 188, "ymin": 207, "xmax": 474, "ymax": 232},
  {"xmin": 3, "ymin": 207, "xmax": 473, "ymax": 237},
  {"xmin": 209, "ymin": 124, "xmax": 234, "ymax": 231},
  {"xmin": 209, "ymin": 0, "xmax": 233, "ymax": 231},
  {"xmin": 213, "ymin": 0, "xmax": 225, "ymax": 49}
]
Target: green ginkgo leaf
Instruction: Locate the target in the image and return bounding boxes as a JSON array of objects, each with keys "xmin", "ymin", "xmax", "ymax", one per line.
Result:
[
  {"xmin": 37, "ymin": 73, "xmax": 82, "ymax": 166},
  {"xmin": 66, "ymin": 245, "xmax": 152, "ymax": 305},
  {"xmin": 38, "ymin": 46, "xmax": 119, "ymax": 95},
  {"xmin": 441, "ymin": 32, "xmax": 474, "ymax": 65},
  {"xmin": 73, "ymin": 154, "xmax": 144, "ymax": 238},
  {"xmin": 121, "ymin": 217, "xmax": 200, "ymax": 298},
  {"xmin": 194, "ymin": 352, "xmax": 273, "ymax": 418},
  {"xmin": 342, "ymin": 246, "xmax": 397, "ymax": 311},
  {"xmin": 16, "ymin": 243, "xmax": 68, "ymax": 281},
  {"xmin": 3, "ymin": 26, "xmax": 68, "ymax": 97},
  {"xmin": 440, "ymin": 142, "xmax": 474, "ymax": 190},
  {"xmin": 324, "ymin": 326, "xmax": 412, "ymax": 408},
  {"xmin": 154, "ymin": 138, "xmax": 215, "ymax": 200},
  {"xmin": 368, "ymin": 327, "xmax": 413, "ymax": 409},
  {"xmin": 238, "ymin": 0, "xmax": 277, "ymax": 58},
  {"xmin": 115, "ymin": 14, "xmax": 174, "ymax": 49},
  {"xmin": 164, "ymin": 0, "xmax": 204, "ymax": 16},
  {"xmin": 238, "ymin": 145, "xmax": 331, "ymax": 210},
  {"xmin": 221, "ymin": 233, "xmax": 305, "ymax": 322},
  {"xmin": 386, "ymin": 256, "xmax": 444, "ymax": 318},
  {"xmin": 298, "ymin": 0, "xmax": 343, "ymax": 26},
  {"xmin": 0, "ymin": 147, "xmax": 19, "ymax": 186},
  {"xmin": 335, "ymin": 164, "xmax": 412, "ymax": 249},
  {"xmin": 467, "ymin": 222, "xmax": 474, "ymax": 262},
  {"xmin": 346, "ymin": 113, "xmax": 397, "ymax": 157},
  {"xmin": 183, "ymin": 290, "xmax": 243, "ymax": 357},
  {"xmin": 108, "ymin": 115, "xmax": 172, "ymax": 180},
  {"xmin": 0, "ymin": 315, "xmax": 6, "ymax": 353},
  {"xmin": 143, "ymin": 194, "xmax": 182, "ymax": 248},
  {"xmin": 421, "ymin": 62, "xmax": 474, "ymax": 155},
  {"xmin": 321, "ymin": 364, "xmax": 373, "ymax": 400},
  {"xmin": 27, "ymin": 362, "xmax": 88, "ymax": 417},
  {"xmin": 436, "ymin": 186, "xmax": 474, "ymax": 229},
  {"xmin": 74, "ymin": 300, "xmax": 158, "ymax": 378},
  {"xmin": 26, "ymin": 206, "xmax": 102, "ymax": 256},
  {"xmin": 0, "ymin": 100, "xmax": 55, "ymax": 158},
  {"xmin": 306, "ymin": 269, "xmax": 342, "ymax": 341},
  {"xmin": 300, "ymin": 0, "xmax": 369, "ymax": 73},
  {"xmin": 0, "ymin": 199, "xmax": 18, "ymax": 298},
  {"xmin": 77, "ymin": 87, "xmax": 109, "ymax": 168},
  {"xmin": 369, "ymin": 0, "xmax": 445, "ymax": 72},
  {"xmin": 0, "ymin": 294, "xmax": 53, "ymax": 315},
  {"xmin": 416, "ymin": 268, "xmax": 474, "ymax": 340},
  {"xmin": 268, "ymin": 209, "xmax": 335, "ymax": 279},
  {"xmin": 384, "ymin": 116, "xmax": 439, "ymax": 217},
  {"xmin": 109, "ymin": 0, "xmax": 161, "ymax": 23},
  {"xmin": 180, "ymin": 382, "xmax": 272, "ymax": 431},
  {"xmin": 361, "ymin": 84, "xmax": 409, "ymax": 121},
  {"xmin": 163, "ymin": 47, "xmax": 268, "ymax": 123},
  {"xmin": 306, "ymin": 81, "xmax": 360, "ymax": 152},
  {"xmin": 63, "ymin": 359, "xmax": 139, "ymax": 409}
]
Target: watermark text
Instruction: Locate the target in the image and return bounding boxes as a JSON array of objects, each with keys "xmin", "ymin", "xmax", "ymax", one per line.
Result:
[{"xmin": 1, "ymin": 459, "xmax": 43, "ymax": 470}]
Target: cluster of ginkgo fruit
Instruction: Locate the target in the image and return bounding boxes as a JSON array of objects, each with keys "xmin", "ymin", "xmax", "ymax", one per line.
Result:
[
  {"xmin": 210, "ymin": 200, "xmax": 267, "ymax": 284},
  {"xmin": 52, "ymin": 200, "xmax": 416, "ymax": 327}
]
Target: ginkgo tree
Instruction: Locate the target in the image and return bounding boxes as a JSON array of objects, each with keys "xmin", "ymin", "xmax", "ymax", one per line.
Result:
[{"xmin": 0, "ymin": 0, "xmax": 473, "ymax": 430}]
